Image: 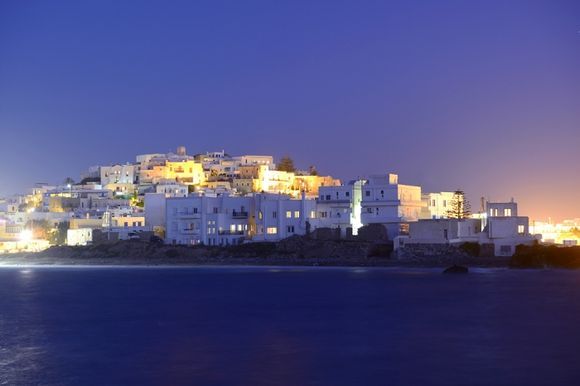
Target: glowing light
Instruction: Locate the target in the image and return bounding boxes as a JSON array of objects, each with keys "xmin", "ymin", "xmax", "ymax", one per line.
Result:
[{"xmin": 19, "ymin": 230, "xmax": 33, "ymax": 242}]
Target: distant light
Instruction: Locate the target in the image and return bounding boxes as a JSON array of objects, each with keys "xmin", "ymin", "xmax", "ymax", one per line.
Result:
[
  {"xmin": 27, "ymin": 207, "xmax": 35, "ymax": 213},
  {"xmin": 19, "ymin": 230, "xmax": 33, "ymax": 242}
]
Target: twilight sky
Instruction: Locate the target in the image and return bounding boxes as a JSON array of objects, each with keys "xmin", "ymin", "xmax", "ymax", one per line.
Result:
[{"xmin": 0, "ymin": 0, "xmax": 579, "ymax": 221}]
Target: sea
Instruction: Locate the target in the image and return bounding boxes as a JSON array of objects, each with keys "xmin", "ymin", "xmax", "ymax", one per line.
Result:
[{"xmin": 0, "ymin": 265, "xmax": 579, "ymax": 386}]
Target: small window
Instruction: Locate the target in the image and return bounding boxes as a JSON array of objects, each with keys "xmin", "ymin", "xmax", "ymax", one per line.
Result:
[
  {"xmin": 273, "ymin": 211, "xmax": 277, "ymax": 218},
  {"xmin": 286, "ymin": 211, "xmax": 292, "ymax": 218},
  {"xmin": 518, "ymin": 225, "xmax": 525, "ymax": 234},
  {"xmin": 267, "ymin": 227, "xmax": 277, "ymax": 234},
  {"xmin": 366, "ymin": 191, "xmax": 370, "ymax": 197},
  {"xmin": 287, "ymin": 225, "xmax": 295, "ymax": 233},
  {"xmin": 504, "ymin": 208, "xmax": 512, "ymax": 216},
  {"xmin": 294, "ymin": 211, "xmax": 300, "ymax": 218},
  {"xmin": 346, "ymin": 192, "xmax": 350, "ymax": 197}
]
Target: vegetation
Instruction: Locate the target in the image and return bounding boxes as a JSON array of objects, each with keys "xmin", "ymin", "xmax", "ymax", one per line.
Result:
[
  {"xmin": 277, "ymin": 156, "xmax": 296, "ymax": 173},
  {"xmin": 63, "ymin": 177, "xmax": 75, "ymax": 186},
  {"xmin": 25, "ymin": 219, "xmax": 53, "ymax": 240},
  {"xmin": 50, "ymin": 221, "xmax": 70, "ymax": 245},
  {"xmin": 308, "ymin": 165, "xmax": 318, "ymax": 176},
  {"xmin": 510, "ymin": 244, "xmax": 580, "ymax": 269},
  {"xmin": 446, "ymin": 190, "xmax": 471, "ymax": 219},
  {"xmin": 130, "ymin": 191, "xmax": 144, "ymax": 208},
  {"xmin": 459, "ymin": 242, "xmax": 480, "ymax": 257}
]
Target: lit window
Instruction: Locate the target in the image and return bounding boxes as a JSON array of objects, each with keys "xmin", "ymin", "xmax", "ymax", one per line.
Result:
[
  {"xmin": 294, "ymin": 211, "xmax": 300, "ymax": 218},
  {"xmin": 267, "ymin": 227, "xmax": 277, "ymax": 234},
  {"xmin": 518, "ymin": 225, "xmax": 525, "ymax": 234},
  {"xmin": 310, "ymin": 210, "xmax": 316, "ymax": 218},
  {"xmin": 286, "ymin": 211, "xmax": 292, "ymax": 218},
  {"xmin": 258, "ymin": 211, "xmax": 263, "ymax": 220}
]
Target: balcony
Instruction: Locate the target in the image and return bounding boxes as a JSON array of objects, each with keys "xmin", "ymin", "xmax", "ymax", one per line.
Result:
[
  {"xmin": 231, "ymin": 211, "xmax": 248, "ymax": 219},
  {"xmin": 181, "ymin": 228, "xmax": 200, "ymax": 234},
  {"xmin": 178, "ymin": 211, "xmax": 200, "ymax": 218},
  {"xmin": 218, "ymin": 230, "xmax": 245, "ymax": 235},
  {"xmin": 316, "ymin": 199, "xmax": 350, "ymax": 204}
]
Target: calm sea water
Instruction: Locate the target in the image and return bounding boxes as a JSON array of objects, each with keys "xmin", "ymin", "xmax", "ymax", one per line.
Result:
[{"xmin": 1, "ymin": 266, "xmax": 579, "ymax": 386}]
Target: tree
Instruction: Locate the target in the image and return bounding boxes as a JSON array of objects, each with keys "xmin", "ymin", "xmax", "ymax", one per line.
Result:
[
  {"xmin": 50, "ymin": 221, "xmax": 70, "ymax": 245},
  {"xmin": 277, "ymin": 156, "xmax": 296, "ymax": 173},
  {"xmin": 446, "ymin": 190, "xmax": 471, "ymax": 219}
]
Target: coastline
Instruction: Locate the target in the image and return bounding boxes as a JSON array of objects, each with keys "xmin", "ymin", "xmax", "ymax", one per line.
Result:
[{"xmin": 0, "ymin": 253, "xmax": 511, "ymax": 269}]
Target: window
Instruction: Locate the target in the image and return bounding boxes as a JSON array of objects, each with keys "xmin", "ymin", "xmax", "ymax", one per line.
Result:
[
  {"xmin": 518, "ymin": 225, "xmax": 525, "ymax": 234},
  {"xmin": 267, "ymin": 227, "xmax": 277, "ymax": 234},
  {"xmin": 310, "ymin": 210, "xmax": 316, "ymax": 218},
  {"xmin": 294, "ymin": 211, "xmax": 300, "ymax": 218},
  {"xmin": 320, "ymin": 211, "xmax": 328, "ymax": 218},
  {"xmin": 193, "ymin": 207, "xmax": 198, "ymax": 214},
  {"xmin": 258, "ymin": 211, "xmax": 263, "ymax": 220},
  {"xmin": 443, "ymin": 200, "xmax": 447, "ymax": 208},
  {"xmin": 213, "ymin": 207, "xmax": 218, "ymax": 214},
  {"xmin": 286, "ymin": 211, "xmax": 292, "ymax": 218},
  {"xmin": 367, "ymin": 208, "xmax": 372, "ymax": 213},
  {"xmin": 504, "ymin": 208, "xmax": 512, "ymax": 216},
  {"xmin": 366, "ymin": 191, "xmax": 370, "ymax": 197},
  {"xmin": 272, "ymin": 211, "xmax": 277, "ymax": 218},
  {"xmin": 287, "ymin": 225, "xmax": 295, "ymax": 233},
  {"xmin": 443, "ymin": 229, "xmax": 448, "ymax": 239},
  {"xmin": 346, "ymin": 191, "xmax": 350, "ymax": 197},
  {"xmin": 326, "ymin": 195, "xmax": 331, "ymax": 200}
]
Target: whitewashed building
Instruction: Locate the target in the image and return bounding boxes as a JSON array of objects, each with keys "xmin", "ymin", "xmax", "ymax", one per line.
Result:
[
  {"xmin": 360, "ymin": 174, "xmax": 424, "ymax": 239},
  {"xmin": 399, "ymin": 200, "xmax": 534, "ymax": 256},
  {"xmin": 315, "ymin": 180, "xmax": 364, "ymax": 236}
]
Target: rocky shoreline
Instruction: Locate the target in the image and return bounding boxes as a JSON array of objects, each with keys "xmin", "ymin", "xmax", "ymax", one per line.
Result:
[{"xmin": 0, "ymin": 236, "xmax": 511, "ymax": 268}]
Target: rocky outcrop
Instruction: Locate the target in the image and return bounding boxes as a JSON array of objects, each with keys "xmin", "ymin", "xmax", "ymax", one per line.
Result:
[{"xmin": 443, "ymin": 264, "xmax": 469, "ymax": 274}]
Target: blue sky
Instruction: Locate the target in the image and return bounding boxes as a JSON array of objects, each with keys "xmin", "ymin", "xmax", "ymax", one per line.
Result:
[{"xmin": 1, "ymin": 0, "xmax": 579, "ymax": 220}]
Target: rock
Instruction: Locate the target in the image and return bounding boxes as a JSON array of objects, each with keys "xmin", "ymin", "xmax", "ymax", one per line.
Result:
[{"xmin": 443, "ymin": 264, "xmax": 468, "ymax": 274}]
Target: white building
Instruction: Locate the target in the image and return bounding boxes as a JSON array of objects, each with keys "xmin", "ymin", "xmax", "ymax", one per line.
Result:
[
  {"xmin": 315, "ymin": 180, "xmax": 364, "ymax": 236},
  {"xmin": 400, "ymin": 200, "xmax": 534, "ymax": 256},
  {"xmin": 165, "ymin": 194, "xmax": 252, "ymax": 246},
  {"xmin": 165, "ymin": 193, "xmax": 316, "ymax": 245},
  {"xmin": 360, "ymin": 173, "xmax": 423, "ymax": 239},
  {"xmin": 252, "ymin": 193, "xmax": 316, "ymax": 242},
  {"xmin": 420, "ymin": 192, "xmax": 457, "ymax": 219},
  {"xmin": 100, "ymin": 164, "xmax": 137, "ymax": 186},
  {"xmin": 155, "ymin": 183, "xmax": 188, "ymax": 198}
]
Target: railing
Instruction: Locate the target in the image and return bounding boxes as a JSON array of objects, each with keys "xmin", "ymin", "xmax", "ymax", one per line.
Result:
[
  {"xmin": 316, "ymin": 199, "xmax": 350, "ymax": 204},
  {"xmin": 218, "ymin": 230, "xmax": 245, "ymax": 235},
  {"xmin": 179, "ymin": 211, "xmax": 200, "ymax": 217},
  {"xmin": 231, "ymin": 211, "xmax": 248, "ymax": 218}
]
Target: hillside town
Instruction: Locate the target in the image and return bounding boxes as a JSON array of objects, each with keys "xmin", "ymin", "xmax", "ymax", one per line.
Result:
[{"xmin": 0, "ymin": 146, "xmax": 575, "ymax": 257}]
